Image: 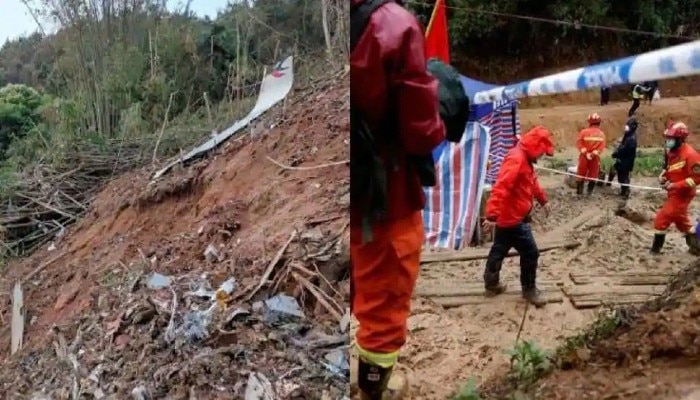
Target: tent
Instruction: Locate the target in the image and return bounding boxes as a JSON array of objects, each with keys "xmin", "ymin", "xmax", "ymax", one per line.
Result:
[{"xmin": 422, "ymin": 74, "xmax": 521, "ymax": 249}]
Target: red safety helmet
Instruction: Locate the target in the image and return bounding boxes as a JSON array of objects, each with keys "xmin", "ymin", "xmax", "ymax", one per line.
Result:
[
  {"xmin": 665, "ymin": 121, "xmax": 689, "ymax": 139},
  {"xmin": 587, "ymin": 113, "xmax": 602, "ymax": 125}
]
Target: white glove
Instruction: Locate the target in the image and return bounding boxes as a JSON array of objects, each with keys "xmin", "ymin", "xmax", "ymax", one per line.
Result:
[{"xmin": 586, "ymin": 153, "xmax": 593, "ymax": 160}]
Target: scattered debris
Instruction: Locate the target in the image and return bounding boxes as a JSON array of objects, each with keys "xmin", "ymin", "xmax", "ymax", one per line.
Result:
[
  {"xmin": 0, "ymin": 69, "xmax": 350, "ymax": 398},
  {"xmin": 244, "ymin": 372, "xmax": 274, "ymax": 400},
  {"xmin": 324, "ymin": 348, "xmax": 350, "ymax": 377},
  {"xmin": 204, "ymin": 244, "xmax": 222, "ymax": 263},
  {"xmin": 263, "ymin": 294, "xmax": 305, "ymax": 324},
  {"xmin": 145, "ymin": 272, "xmax": 172, "ymax": 289}
]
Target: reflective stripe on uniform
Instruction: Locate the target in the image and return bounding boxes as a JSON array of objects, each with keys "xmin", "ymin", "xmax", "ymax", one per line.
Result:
[
  {"xmin": 686, "ymin": 178, "xmax": 696, "ymax": 187},
  {"xmin": 356, "ymin": 344, "xmax": 399, "ymax": 368},
  {"xmin": 583, "ymin": 137, "xmax": 605, "ymax": 142},
  {"xmin": 668, "ymin": 161, "xmax": 686, "ymax": 171}
]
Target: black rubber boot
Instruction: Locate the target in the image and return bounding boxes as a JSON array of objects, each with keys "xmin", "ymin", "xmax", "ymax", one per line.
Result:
[
  {"xmin": 620, "ymin": 185, "xmax": 630, "ymax": 199},
  {"xmin": 650, "ymin": 233, "xmax": 666, "ymax": 254},
  {"xmin": 685, "ymin": 233, "xmax": 700, "ymax": 256},
  {"xmin": 522, "ymin": 287, "xmax": 547, "ymax": 308},
  {"xmin": 576, "ymin": 181, "xmax": 584, "ymax": 196},
  {"xmin": 606, "ymin": 170, "xmax": 615, "ymax": 187},
  {"xmin": 484, "ymin": 271, "xmax": 507, "ymax": 296},
  {"xmin": 521, "ymin": 267, "xmax": 546, "ymax": 308},
  {"xmin": 586, "ymin": 181, "xmax": 595, "ymax": 196},
  {"xmin": 357, "ymin": 358, "xmax": 407, "ymax": 400}
]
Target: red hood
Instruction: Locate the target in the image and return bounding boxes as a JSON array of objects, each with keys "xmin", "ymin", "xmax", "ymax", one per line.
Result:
[
  {"xmin": 519, "ymin": 126, "xmax": 554, "ymax": 160},
  {"xmin": 351, "ymin": 0, "xmax": 401, "ymax": 7}
]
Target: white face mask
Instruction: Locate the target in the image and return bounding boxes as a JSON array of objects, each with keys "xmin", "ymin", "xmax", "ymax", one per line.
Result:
[
  {"xmin": 665, "ymin": 139, "xmax": 677, "ymax": 149},
  {"xmin": 624, "ymin": 125, "xmax": 630, "ymax": 132}
]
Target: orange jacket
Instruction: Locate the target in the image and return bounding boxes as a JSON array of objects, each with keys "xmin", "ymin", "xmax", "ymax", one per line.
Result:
[
  {"xmin": 486, "ymin": 126, "xmax": 554, "ymax": 228},
  {"xmin": 577, "ymin": 127, "xmax": 605, "ymax": 155},
  {"xmin": 663, "ymin": 143, "xmax": 700, "ymax": 195}
]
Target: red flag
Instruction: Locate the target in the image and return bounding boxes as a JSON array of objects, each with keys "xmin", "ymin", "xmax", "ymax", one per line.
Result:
[{"xmin": 425, "ymin": 0, "xmax": 450, "ymax": 63}]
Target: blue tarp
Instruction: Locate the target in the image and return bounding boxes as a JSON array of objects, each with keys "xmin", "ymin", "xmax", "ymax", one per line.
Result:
[{"xmin": 459, "ymin": 75, "xmax": 501, "ymax": 120}]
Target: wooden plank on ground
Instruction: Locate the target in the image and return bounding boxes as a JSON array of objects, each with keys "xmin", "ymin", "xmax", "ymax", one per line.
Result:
[
  {"xmin": 569, "ymin": 272, "xmax": 674, "ymax": 285},
  {"xmin": 433, "ymin": 290, "xmax": 563, "ymax": 308},
  {"xmin": 421, "ymin": 239, "xmax": 580, "ymax": 263},
  {"xmin": 562, "ymin": 284, "xmax": 666, "ymax": 298},
  {"xmin": 570, "ymin": 294, "xmax": 657, "ymax": 309},
  {"xmin": 415, "ymin": 280, "xmax": 562, "ymax": 298}
]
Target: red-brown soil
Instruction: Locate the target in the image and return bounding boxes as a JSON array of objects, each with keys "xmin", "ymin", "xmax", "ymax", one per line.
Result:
[{"xmin": 0, "ymin": 69, "xmax": 350, "ymax": 398}]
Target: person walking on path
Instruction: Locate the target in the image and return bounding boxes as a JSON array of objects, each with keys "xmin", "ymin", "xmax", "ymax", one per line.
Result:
[
  {"xmin": 482, "ymin": 126, "xmax": 554, "ymax": 308},
  {"xmin": 628, "ymin": 83, "xmax": 651, "ymax": 116},
  {"xmin": 651, "ymin": 122, "xmax": 700, "ymax": 255}
]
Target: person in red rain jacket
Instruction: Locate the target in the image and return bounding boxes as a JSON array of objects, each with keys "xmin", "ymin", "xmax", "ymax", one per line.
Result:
[
  {"xmin": 651, "ymin": 121, "xmax": 700, "ymax": 255},
  {"xmin": 350, "ymin": 0, "xmax": 446, "ymax": 398},
  {"xmin": 576, "ymin": 113, "xmax": 606, "ymax": 196},
  {"xmin": 482, "ymin": 126, "xmax": 554, "ymax": 307}
]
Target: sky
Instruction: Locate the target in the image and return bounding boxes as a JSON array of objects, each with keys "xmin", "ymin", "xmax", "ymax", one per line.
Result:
[{"xmin": 0, "ymin": 0, "xmax": 231, "ymax": 43}]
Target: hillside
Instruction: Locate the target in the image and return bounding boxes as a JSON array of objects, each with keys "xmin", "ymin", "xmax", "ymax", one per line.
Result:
[{"xmin": 0, "ymin": 69, "xmax": 350, "ymax": 398}]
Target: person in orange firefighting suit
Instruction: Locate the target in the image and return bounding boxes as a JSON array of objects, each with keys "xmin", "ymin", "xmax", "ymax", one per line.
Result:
[
  {"xmin": 482, "ymin": 126, "xmax": 554, "ymax": 308},
  {"xmin": 576, "ymin": 113, "xmax": 606, "ymax": 196},
  {"xmin": 651, "ymin": 122, "xmax": 700, "ymax": 255},
  {"xmin": 349, "ymin": 0, "xmax": 447, "ymax": 398}
]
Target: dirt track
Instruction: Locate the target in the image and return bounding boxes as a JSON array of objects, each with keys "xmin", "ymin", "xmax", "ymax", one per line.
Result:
[
  {"xmin": 406, "ymin": 176, "xmax": 700, "ymax": 399},
  {"xmin": 405, "ymin": 98, "xmax": 700, "ymax": 399},
  {"xmin": 519, "ymin": 96, "xmax": 700, "ymax": 148}
]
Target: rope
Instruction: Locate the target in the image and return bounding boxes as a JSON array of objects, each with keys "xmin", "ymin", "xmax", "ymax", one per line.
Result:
[
  {"xmin": 404, "ymin": 0, "xmax": 698, "ymax": 40},
  {"xmin": 534, "ymin": 165, "xmax": 664, "ymax": 191}
]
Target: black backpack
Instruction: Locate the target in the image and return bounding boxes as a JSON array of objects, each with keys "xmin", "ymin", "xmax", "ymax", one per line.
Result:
[{"xmin": 350, "ymin": 0, "xmax": 468, "ymax": 221}]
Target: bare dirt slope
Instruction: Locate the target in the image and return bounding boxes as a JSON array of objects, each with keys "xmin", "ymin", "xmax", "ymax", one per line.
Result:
[
  {"xmin": 519, "ymin": 96, "xmax": 700, "ymax": 149},
  {"xmin": 0, "ymin": 70, "xmax": 350, "ymax": 398},
  {"xmin": 515, "ymin": 259, "xmax": 700, "ymax": 400}
]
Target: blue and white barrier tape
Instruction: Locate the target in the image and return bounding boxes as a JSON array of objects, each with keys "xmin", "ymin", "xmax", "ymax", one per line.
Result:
[{"xmin": 473, "ymin": 40, "xmax": 700, "ymax": 105}]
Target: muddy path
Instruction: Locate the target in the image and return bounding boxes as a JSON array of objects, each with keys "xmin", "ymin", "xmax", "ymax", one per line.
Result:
[{"xmin": 405, "ymin": 173, "xmax": 700, "ymax": 399}]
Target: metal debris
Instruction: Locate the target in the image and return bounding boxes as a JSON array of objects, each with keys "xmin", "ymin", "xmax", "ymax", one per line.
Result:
[
  {"xmin": 263, "ymin": 294, "xmax": 305, "ymax": 325},
  {"xmin": 339, "ymin": 308, "xmax": 350, "ymax": 333},
  {"xmin": 145, "ymin": 273, "xmax": 172, "ymax": 290},
  {"xmin": 204, "ymin": 244, "xmax": 222, "ymax": 262},
  {"xmin": 11, "ymin": 281, "xmax": 24, "ymax": 355},
  {"xmin": 244, "ymin": 372, "xmax": 274, "ymax": 400},
  {"xmin": 131, "ymin": 385, "xmax": 152, "ymax": 400},
  {"xmin": 323, "ymin": 349, "xmax": 350, "ymax": 377}
]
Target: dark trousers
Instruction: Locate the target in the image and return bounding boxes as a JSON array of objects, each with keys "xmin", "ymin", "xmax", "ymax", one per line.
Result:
[
  {"xmin": 647, "ymin": 88, "xmax": 656, "ymax": 104},
  {"xmin": 483, "ymin": 222, "xmax": 539, "ymax": 290},
  {"xmin": 617, "ymin": 167, "xmax": 631, "ymax": 197},
  {"xmin": 628, "ymin": 99, "xmax": 640, "ymax": 116},
  {"xmin": 600, "ymin": 87, "xmax": 610, "ymax": 105},
  {"xmin": 606, "ymin": 165, "xmax": 631, "ymax": 198}
]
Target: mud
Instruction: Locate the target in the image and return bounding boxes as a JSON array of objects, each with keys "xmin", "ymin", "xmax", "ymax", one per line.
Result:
[
  {"xmin": 406, "ymin": 172, "xmax": 700, "ymax": 399},
  {"xmin": 0, "ymin": 70, "xmax": 350, "ymax": 398},
  {"xmin": 516, "ymin": 257, "xmax": 700, "ymax": 400}
]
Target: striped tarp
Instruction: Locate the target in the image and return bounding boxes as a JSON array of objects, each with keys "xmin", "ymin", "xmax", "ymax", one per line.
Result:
[
  {"xmin": 423, "ymin": 122, "xmax": 491, "ymax": 249},
  {"xmin": 481, "ymin": 103, "xmax": 520, "ymax": 184}
]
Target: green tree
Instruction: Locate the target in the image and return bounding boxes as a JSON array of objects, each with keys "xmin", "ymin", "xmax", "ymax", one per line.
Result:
[{"xmin": 0, "ymin": 83, "xmax": 46, "ymax": 155}]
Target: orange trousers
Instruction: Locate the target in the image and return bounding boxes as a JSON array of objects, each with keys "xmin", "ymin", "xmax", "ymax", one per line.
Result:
[
  {"xmin": 577, "ymin": 154, "xmax": 600, "ymax": 182},
  {"xmin": 350, "ymin": 211, "xmax": 424, "ymax": 357},
  {"xmin": 653, "ymin": 193, "xmax": 694, "ymax": 233}
]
